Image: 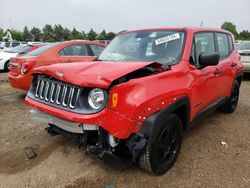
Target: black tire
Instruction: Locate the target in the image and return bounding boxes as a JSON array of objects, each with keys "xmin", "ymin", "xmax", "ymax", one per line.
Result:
[
  {"xmin": 4, "ymin": 60, "xmax": 10, "ymax": 72},
  {"xmin": 220, "ymin": 80, "xmax": 240, "ymax": 113},
  {"xmin": 138, "ymin": 114, "xmax": 183, "ymax": 175}
]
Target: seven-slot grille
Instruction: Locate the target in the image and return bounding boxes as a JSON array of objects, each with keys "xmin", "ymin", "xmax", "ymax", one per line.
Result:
[{"xmin": 34, "ymin": 76, "xmax": 81, "ymax": 109}]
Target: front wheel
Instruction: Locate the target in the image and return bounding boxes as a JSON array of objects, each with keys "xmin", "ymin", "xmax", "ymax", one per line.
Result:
[
  {"xmin": 138, "ymin": 114, "xmax": 183, "ymax": 175},
  {"xmin": 220, "ymin": 80, "xmax": 240, "ymax": 113}
]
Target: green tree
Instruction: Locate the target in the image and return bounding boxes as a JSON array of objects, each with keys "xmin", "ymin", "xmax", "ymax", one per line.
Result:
[
  {"xmin": 30, "ymin": 27, "xmax": 41, "ymax": 41},
  {"xmin": 238, "ymin": 30, "xmax": 250, "ymax": 40},
  {"xmin": 71, "ymin": 27, "xmax": 85, "ymax": 40},
  {"xmin": 53, "ymin": 24, "xmax": 64, "ymax": 41},
  {"xmin": 23, "ymin": 26, "xmax": 32, "ymax": 41},
  {"xmin": 82, "ymin": 31, "xmax": 87, "ymax": 39},
  {"xmin": 42, "ymin": 24, "xmax": 54, "ymax": 42},
  {"xmin": 71, "ymin": 27, "xmax": 78, "ymax": 39},
  {"xmin": 96, "ymin": 30, "xmax": 107, "ymax": 40},
  {"xmin": 106, "ymin": 32, "xmax": 116, "ymax": 40},
  {"xmin": 221, "ymin": 22, "xmax": 237, "ymax": 37},
  {"xmin": 0, "ymin": 28, "xmax": 4, "ymax": 40},
  {"xmin": 10, "ymin": 29, "xmax": 24, "ymax": 41},
  {"xmin": 87, "ymin": 28, "xmax": 97, "ymax": 40},
  {"xmin": 63, "ymin": 27, "xmax": 71, "ymax": 40}
]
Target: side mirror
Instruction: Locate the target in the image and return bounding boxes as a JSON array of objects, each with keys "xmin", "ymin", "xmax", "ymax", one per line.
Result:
[{"xmin": 199, "ymin": 52, "xmax": 220, "ymax": 67}]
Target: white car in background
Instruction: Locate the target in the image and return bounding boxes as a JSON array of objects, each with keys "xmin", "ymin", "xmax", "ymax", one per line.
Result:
[
  {"xmin": 238, "ymin": 41, "xmax": 250, "ymax": 72},
  {"xmin": 0, "ymin": 45, "xmax": 25, "ymax": 72}
]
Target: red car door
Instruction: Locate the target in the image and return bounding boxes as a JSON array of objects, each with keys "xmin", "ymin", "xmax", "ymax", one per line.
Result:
[
  {"xmin": 189, "ymin": 32, "xmax": 221, "ymax": 117},
  {"xmin": 213, "ymin": 32, "xmax": 237, "ymax": 97},
  {"xmin": 58, "ymin": 44, "xmax": 96, "ymax": 63}
]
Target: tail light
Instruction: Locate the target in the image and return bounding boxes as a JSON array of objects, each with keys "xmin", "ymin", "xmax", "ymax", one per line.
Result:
[{"xmin": 21, "ymin": 61, "xmax": 36, "ymax": 75}]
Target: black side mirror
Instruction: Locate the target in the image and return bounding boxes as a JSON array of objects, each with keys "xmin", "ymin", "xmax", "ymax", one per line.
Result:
[{"xmin": 199, "ymin": 52, "xmax": 220, "ymax": 67}]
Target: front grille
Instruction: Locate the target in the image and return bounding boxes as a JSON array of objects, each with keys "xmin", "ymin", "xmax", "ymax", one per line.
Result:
[
  {"xmin": 34, "ymin": 76, "xmax": 81, "ymax": 109},
  {"xmin": 28, "ymin": 74, "xmax": 107, "ymax": 114}
]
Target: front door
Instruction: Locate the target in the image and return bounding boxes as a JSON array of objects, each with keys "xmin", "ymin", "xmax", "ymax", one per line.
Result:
[{"xmin": 189, "ymin": 32, "xmax": 221, "ymax": 117}]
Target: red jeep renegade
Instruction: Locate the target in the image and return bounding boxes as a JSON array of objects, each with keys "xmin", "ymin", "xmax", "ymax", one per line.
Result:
[{"xmin": 25, "ymin": 27, "xmax": 243, "ymax": 175}]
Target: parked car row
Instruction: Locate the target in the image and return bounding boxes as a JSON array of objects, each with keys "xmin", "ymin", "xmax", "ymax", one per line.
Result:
[{"xmin": 0, "ymin": 41, "xmax": 29, "ymax": 50}]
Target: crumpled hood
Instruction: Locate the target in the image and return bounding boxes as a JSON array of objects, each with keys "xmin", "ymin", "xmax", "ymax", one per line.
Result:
[{"xmin": 33, "ymin": 61, "xmax": 161, "ymax": 88}]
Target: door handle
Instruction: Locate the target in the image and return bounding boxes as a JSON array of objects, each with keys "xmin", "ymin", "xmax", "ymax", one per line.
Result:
[
  {"xmin": 214, "ymin": 69, "xmax": 222, "ymax": 75},
  {"xmin": 231, "ymin": 62, "xmax": 237, "ymax": 68}
]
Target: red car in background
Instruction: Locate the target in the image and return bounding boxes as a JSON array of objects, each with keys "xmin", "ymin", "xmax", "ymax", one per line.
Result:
[{"xmin": 8, "ymin": 40, "xmax": 106, "ymax": 90}]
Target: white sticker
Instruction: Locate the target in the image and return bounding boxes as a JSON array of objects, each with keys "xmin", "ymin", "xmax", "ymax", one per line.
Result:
[{"xmin": 155, "ymin": 33, "xmax": 180, "ymax": 45}]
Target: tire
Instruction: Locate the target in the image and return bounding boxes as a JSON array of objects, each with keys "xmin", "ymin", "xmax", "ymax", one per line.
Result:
[
  {"xmin": 4, "ymin": 60, "xmax": 10, "ymax": 72},
  {"xmin": 220, "ymin": 80, "xmax": 240, "ymax": 113},
  {"xmin": 138, "ymin": 114, "xmax": 183, "ymax": 175}
]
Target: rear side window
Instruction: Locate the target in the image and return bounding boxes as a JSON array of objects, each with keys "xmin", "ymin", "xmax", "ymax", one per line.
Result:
[
  {"xmin": 26, "ymin": 43, "xmax": 60, "ymax": 56},
  {"xmin": 90, "ymin": 45, "xmax": 105, "ymax": 56},
  {"xmin": 216, "ymin": 33, "xmax": 230, "ymax": 59},
  {"xmin": 59, "ymin": 44, "xmax": 88, "ymax": 56}
]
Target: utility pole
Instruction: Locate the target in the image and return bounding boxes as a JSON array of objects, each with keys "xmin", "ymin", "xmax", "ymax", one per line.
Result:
[{"xmin": 200, "ymin": 21, "xmax": 203, "ymax": 27}]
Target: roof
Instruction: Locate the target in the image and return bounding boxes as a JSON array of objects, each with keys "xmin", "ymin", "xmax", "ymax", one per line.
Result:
[
  {"xmin": 122, "ymin": 27, "xmax": 232, "ymax": 35},
  {"xmin": 61, "ymin": 40, "xmax": 106, "ymax": 46}
]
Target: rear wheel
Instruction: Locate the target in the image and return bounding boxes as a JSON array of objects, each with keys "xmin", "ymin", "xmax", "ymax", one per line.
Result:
[
  {"xmin": 138, "ymin": 114, "xmax": 183, "ymax": 175},
  {"xmin": 220, "ymin": 80, "xmax": 240, "ymax": 113},
  {"xmin": 4, "ymin": 60, "xmax": 10, "ymax": 72}
]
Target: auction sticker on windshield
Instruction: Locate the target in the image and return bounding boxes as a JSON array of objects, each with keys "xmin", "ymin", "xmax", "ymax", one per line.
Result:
[{"xmin": 155, "ymin": 33, "xmax": 180, "ymax": 45}]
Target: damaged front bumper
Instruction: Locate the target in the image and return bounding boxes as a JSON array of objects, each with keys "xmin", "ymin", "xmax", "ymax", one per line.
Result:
[
  {"xmin": 25, "ymin": 96, "xmax": 141, "ymax": 139},
  {"xmin": 30, "ymin": 109, "xmax": 98, "ymax": 133},
  {"xmin": 26, "ymin": 96, "xmax": 150, "ymax": 164}
]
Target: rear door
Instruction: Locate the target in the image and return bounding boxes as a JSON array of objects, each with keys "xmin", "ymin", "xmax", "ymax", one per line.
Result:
[
  {"xmin": 214, "ymin": 32, "xmax": 237, "ymax": 97},
  {"xmin": 58, "ymin": 44, "xmax": 96, "ymax": 63}
]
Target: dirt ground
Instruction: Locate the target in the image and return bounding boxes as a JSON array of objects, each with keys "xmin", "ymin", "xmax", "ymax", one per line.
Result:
[{"xmin": 0, "ymin": 72, "xmax": 249, "ymax": 188}]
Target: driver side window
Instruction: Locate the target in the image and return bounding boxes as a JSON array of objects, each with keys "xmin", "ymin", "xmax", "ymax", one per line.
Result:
[{"xmin": 190, "ymin": 32, "xmax": 216, "ymax": 67}]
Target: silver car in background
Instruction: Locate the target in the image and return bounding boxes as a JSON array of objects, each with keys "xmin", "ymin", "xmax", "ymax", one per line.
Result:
[{"xmin": 238, "ymin": 42, "xmax": 250, "ymax": 72}]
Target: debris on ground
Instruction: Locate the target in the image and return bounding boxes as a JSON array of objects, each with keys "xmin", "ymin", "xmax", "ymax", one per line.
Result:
[
  {"xmin": 25, "ymin": 145, "xmax": 39, "ymax": 160},
  {"xmin": 25, "ymin": 149, "xmax": 37, "ymax": 160},
  {"xmin": 221, "ymin": 141, "xmax": 228, "ymax": 149}
]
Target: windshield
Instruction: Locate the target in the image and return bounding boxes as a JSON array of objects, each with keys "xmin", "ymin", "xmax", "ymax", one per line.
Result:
[
  {"xmin": 238, "ymin": 42, "xmax": 250, "ymax": 50},
  {"xmin": 25, "ymin": 43, "xmax": 60, "ymax": 56},
  {"xmin": 5, "ymin": 45, "xmax": 25, "ymax": 53},
  {"xmin": 98, "ymin": 30, "xmax": 185, "ymax": 65}
]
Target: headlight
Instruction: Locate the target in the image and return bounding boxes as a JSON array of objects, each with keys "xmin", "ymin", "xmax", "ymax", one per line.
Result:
[{"xmin": 88, "ymin": 88, "xmax": 105, "ymax": 109}]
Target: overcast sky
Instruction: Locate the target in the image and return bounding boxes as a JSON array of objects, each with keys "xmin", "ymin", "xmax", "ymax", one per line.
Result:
[{"xmin": 1, "ymin": 0, "xmax": 249, "ymax": 33}]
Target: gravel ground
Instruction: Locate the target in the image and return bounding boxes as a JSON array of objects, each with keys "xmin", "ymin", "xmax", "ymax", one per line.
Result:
[{"xmin": 0, "ymin": 72, "xmax": 249, "ymax": 188}]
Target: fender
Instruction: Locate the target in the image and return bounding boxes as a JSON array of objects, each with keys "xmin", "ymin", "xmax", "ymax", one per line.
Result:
[
  {"xmin": 126, "ymin": 96, "xmax": 190, "ymax": 161},
  {"xmin": 234, "ymin": 71, "xmax": 243, "ymax": 87}
]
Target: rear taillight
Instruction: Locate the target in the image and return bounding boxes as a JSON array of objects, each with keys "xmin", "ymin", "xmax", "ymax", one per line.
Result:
[{"xmin": 21, "ymin": 61, "xmax": 36, "ymax": 75}]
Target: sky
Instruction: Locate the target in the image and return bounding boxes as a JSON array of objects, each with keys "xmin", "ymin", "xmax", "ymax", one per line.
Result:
[{"xmin": 0, "ymin": 0, "xmax": 250, "ymax": 33}]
